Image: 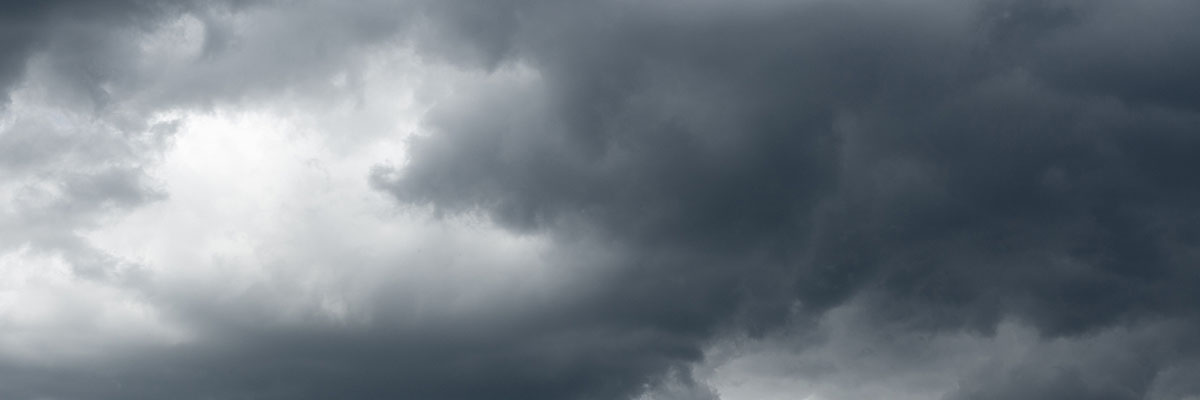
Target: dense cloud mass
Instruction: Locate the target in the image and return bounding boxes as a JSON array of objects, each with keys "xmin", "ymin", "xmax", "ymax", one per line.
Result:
[{"xmin": 2, "ymin": 0, "xmax": 1199, "ymax": 399}]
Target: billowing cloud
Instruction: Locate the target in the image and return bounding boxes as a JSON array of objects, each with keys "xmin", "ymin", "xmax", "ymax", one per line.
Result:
[
  {"xmin": 2, "ymin": 0, "xmax": 1199, "ymax": 399},
  {"xmin": 378, "ymin": 0, "xmax": 1200, "ymax": 397}
]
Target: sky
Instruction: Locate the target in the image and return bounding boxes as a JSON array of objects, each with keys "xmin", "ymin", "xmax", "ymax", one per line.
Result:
[{"xmin": 1, "ymin": 0, "xmax": 1199, "ymax": 399}]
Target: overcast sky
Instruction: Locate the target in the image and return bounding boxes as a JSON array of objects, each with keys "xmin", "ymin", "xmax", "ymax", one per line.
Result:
[{"xmin": 2, "ymin": 0, "xmax": 1199, "ymax": 399}]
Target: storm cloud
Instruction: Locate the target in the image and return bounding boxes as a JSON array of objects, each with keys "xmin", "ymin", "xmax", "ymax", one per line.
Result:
[{"xmin": 2, "ymin": 0, "xmax": 1199, "ymax": 399}]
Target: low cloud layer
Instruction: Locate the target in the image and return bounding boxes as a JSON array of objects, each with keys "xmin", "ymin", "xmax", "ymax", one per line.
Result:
[{"xmin": 2, "ymin": 0, "xmax": 1199, "ymax": 399}]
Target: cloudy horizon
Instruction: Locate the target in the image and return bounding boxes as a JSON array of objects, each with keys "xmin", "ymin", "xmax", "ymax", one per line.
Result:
[{"xmin": 2, "ymin": 0, "xmax": 1200, "ymax": 399}]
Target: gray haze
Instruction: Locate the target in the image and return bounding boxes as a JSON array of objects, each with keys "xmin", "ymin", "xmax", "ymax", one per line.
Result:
[{"xmin": 1, "ymin": 0, "xmax": 1199, "ymax": 399}]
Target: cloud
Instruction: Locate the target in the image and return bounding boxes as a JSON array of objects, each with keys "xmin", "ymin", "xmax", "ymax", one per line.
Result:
[
  {"xmin": 1, "ymin": 0, "xmax": 1199, "ymax": 399},
  {"xmin": 378, "ymin": 0, "xmax": 1200, "ymax": 397},
  {"xmin": 700, "ymin": 301, "xmax": 1198, "ymax": 400}
]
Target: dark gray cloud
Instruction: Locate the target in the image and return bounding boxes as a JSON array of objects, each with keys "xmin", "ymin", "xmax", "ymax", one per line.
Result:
[
  {"xmin": 376, "ymin": 0, "xmax": 1200, "ymax": 398},
  {"xmin": 0, "ymin": 0, "xmax": 197, "ymax": 106},
  {"xmin": 3, "ymin": 0, "xmax": 1200, "ymax": 399}
]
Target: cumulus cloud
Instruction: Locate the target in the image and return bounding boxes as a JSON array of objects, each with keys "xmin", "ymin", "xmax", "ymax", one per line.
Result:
[{"xmin": 2, "ymin": 0, "xmax": 1199, "ymax": 399}]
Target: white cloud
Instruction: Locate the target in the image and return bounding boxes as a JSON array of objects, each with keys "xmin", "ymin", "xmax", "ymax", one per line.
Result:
[
  {"xmin": 0, "ymin": 246, "xmax": 189, "ymax": 364},
  {"xmin": 80, "ymin": 55, "xmax": 561, "ymax": 339}
]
